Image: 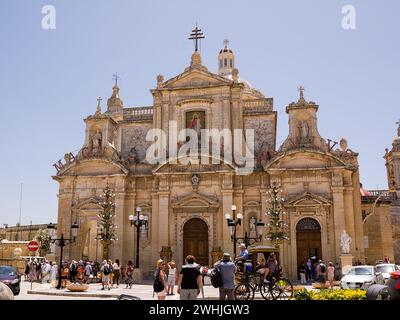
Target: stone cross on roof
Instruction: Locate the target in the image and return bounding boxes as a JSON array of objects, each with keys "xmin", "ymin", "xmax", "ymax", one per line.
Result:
[
  {"xmin": 298, "ymin": 85, "xmax": 305, "ymax": 100},
  {"xmin": 113, "ymin": 72, "xmax": 120, "ymax": 87},
  {"xmin": 188, "ymin": 25, "xmax": 205, "ymax": 52}
]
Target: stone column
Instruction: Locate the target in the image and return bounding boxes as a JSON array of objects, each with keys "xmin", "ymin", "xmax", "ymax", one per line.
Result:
[
  {"xmin": 57, "ymin": 190, "xmax": 73, "ymax": 261},
  {"xmin": 158, "ymin": 192, "xmax": 170, "ymax": 250},
  {"xmin": 343, "ymin": 186, "xmax": 356, "ymax": 253},
  {"xmin": 332, "ymin": 185, "xmax": 346, "ymax": 259},
  {"xmin": 150, "ymin": 192, "xmax": 160, "ymax": 270},
  {"xmin": 112, "ymin": 192, "xmax": 125, "ymax": 261},
  {"xmin": 221, "ymin": 190, "xmax": 234, "ymax": 255}
]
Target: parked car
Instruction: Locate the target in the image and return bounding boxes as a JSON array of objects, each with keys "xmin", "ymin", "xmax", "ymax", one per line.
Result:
[
  {"xmin": 340, "ymin": 265, "xmax": 384, "ymax": 290},
  {"xmin": 376, "ymin": 264, "xmax": 399, "ymax": 283},
  {"xmin": 0, "ymin": 266, "xmax": 21, "ymax": 295}
]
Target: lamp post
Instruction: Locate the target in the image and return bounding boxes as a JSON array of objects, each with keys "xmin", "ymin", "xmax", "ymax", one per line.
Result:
[
  {"xmin": 47, "ymin": 222, "xmax": 79, "ymax": 290},
  {"xmin": 129, "ymin": 206, "xmax": 149, "ymax": 268},
  {"xmin": 225, "ymin": 205, "xmax": 265, "ymax": 257}
]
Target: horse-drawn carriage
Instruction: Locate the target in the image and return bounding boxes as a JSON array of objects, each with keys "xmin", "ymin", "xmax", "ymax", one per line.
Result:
[{"xmin": 234, "ymin": 245, "xmax": 293, "ymax": 300}]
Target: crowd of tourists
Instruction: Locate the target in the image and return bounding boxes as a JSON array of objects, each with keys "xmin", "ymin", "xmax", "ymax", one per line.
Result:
[
  {"xmin": 298, "ymin": 259, "xmax": 342, "ymax": 287},
  {"xmin": 23, "ymin": 258, "xmax": 136, "ymax": 289}
]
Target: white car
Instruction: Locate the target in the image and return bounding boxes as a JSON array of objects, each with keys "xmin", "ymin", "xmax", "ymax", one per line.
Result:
[
  {"xmin": 375, "ymin": 264, "xmax": 399, "ymax": 282},
  {"xmin": 340, "ymin": 266, "xmax": 384, "ymax": 290}
]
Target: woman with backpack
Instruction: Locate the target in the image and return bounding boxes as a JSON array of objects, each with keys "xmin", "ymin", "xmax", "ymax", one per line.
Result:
[
  {"xmin": 153, "ymin": 259, "xmax": 167, "ymax": 300},
  {"xmin": 100, "ymin": 260, "xmax": 112, "ymax": 290}
]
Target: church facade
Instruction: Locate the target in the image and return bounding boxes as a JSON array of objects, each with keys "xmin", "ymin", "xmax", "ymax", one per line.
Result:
[{"xmin": 52, "ymin": 35, "xmax": 397, "ymax": 279}]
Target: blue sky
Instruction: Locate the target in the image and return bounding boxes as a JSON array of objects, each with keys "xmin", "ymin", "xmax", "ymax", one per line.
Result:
[{"xmin": 0, "ymin": 0, "xmax": 399, "ymax": 226}]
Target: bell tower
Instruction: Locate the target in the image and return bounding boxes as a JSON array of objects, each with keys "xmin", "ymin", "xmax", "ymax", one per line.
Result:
[{"xmin": 218, "ymin": 39, "xmax": 235, "ymax": 76}]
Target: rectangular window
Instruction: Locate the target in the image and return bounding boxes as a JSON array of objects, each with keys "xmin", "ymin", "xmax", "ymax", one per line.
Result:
[
  {"xmin": 219, "ymin": 59, "xmax": 222, "ymax": 69},
  {"xmin": 230, "ymin": 59, "xmax": 233, "ymax": 67},
  {"xmin": 224, "ymin": 58, "xmax": 227, "ymax": 67}
]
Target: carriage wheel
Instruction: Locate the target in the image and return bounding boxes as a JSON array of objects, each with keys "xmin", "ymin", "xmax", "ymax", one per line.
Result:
[
  {"xmin": 273, "ymin": 278, "xmax": 294, "ymax": 300},
  {"xmin": 234, "ymin": 284, "xmax": 253, "ymax": 300},
  {"xmin": 260, "ymin": 282, "xmax": 274, "ymax": 300}
]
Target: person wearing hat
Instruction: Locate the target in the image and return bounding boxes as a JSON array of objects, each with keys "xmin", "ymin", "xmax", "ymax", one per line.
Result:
[{"xmin": 215, "ymin": 253, "xmax": 236, "ymax": 300}]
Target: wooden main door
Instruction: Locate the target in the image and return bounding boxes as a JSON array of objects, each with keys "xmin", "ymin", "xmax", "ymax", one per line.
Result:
[
  {"xmin": 183, "ymin": 218, "xmax": 209, "ymax": 266},
  {"xmin": 296, "ymin": 218, "xmax": 322, "ymax": 277}
]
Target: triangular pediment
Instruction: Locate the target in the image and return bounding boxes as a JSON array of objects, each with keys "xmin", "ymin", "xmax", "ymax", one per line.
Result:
[
  {"xmin": 57, "ymin": 158, "xmax": 128, "ymax": 176},
  {"xmin": 161, "ymin": 68, "xmax": 231, "ymax": 89},
  {"xmin": 265, "ymin": 150, "xmax": 348, "ymax": 170},
  {"xmin": 153, "ymin": 155, "xmax": 235, "ymax": 174},
  {"xmin": 287, "ymin": 192, "xmax": 332, "ymax": 207},
  {"xmin": 172, "ymin": 192, "xmax": 219, "ymax": 209}
]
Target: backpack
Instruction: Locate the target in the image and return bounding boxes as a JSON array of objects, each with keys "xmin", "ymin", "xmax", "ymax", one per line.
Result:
[
  {"xmin": 319, "ymin": 263, "xmax": 326, "ymax": 273},
  {"xmin": 210, "ymin": 265, "xmax": 223, "ymax": 288},
  {"xmin": 103, "ymin": 265, "xmax": 110, "ymax": 275},
  {"xmin": 153, "ymin": 269, "xmax": 164, "ymax": 293}
]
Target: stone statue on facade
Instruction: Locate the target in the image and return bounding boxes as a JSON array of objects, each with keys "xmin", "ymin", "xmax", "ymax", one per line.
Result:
[
  {"xmin": 339, "ymin": 138, "xmax": 348, "ymax": 151},
  {"xmin": 125, "ymin": 147, "xmax": 138, "ymax": 165},
  {"xmin": 298, "ymin": 120, "xmax": 309, "ymax": 140},
  {"xmin": 249, "ymin": 216, "xmax": 256, "ymax": 231},
  {"xmin": 91, "ymin": 130, "xmax": 102, "ymax": 154},
  {"xmin": 340, "ymin": 230, "xmax": 352, "ymax": 254}
]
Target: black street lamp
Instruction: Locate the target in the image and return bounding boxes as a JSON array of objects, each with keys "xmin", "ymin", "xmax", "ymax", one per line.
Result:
[
  {"xmin": 47, "ymin": 222, "xmax": 79, "ymax": 289},
  {"xmin": 225, "ymin": 205, "xmax": 265, "ymax": 257},
  {"xmin": 129, "ymin": 206, "xmax": 148, "ymax": 269}
]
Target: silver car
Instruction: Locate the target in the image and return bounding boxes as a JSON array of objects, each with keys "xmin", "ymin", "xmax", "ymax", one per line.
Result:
[
  {"xmin": 340, "ymin": 266, "xmax": 384, "ymax": 290},
  {"xmin": 375, "ymin": 264, "xmax": 399, "ymax": 283}
]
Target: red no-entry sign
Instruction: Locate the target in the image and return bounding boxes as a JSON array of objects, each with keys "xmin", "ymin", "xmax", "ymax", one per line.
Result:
[{"xmin": 27, "ymin": 241, "xmax": 39, "ymax": 252}]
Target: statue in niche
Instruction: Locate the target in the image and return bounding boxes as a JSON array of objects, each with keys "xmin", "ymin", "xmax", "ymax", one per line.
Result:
[
  {"xmin": 249, "ymin": 216, "xmax": 256, "ymax": 231},
  {"xmin": 91, "ymin": 130, "xmax": 102, "ymax": 154},
  {"xmin": 126, "ymin": 147, "xmax": 138, "ymax": 165},
  {"xmin": 297, "ymin": 120, "xmax": 309, "ymax": 141}
]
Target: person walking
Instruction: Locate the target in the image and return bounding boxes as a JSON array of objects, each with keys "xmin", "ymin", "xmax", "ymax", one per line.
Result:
[
  {"xmin": 167, "ymin": 261, "xmax": 178, "ymax": 295},
  {"xmin": 306, "ymin": 259, "xmax": 312, "ymax": 281},
  {"xmin": 24, "ymin": 262, "xmax": 30, "ymax": 281},
  {"xmin": 125, "ymin": 260, "xmax": 134, "ymax": 289},
  {"xmin": 108, "ymin": 259, "xmax": 114, "ymax": 288},
  {"xmin": 153, "ymin": 259, "xmax": 167, "ymax": 300},
  {"xmin": 299, "ymin": 263, "xmax": 307, "ymax": 285},
  {"xmin": 216, "ymin": 253, "xmax": 236, "ymax": 300},
  {"xmin": 327, "ymin": 262, "xmax": 335, "ymax": 288},
  {"xmin": 177, "ymin": 255, "xmax": 202, "ymax": 300},
  {"xmin": 69, "ymin": 260, "xmax": 77, "ymax": 283},
  {"xmin": 100, "ymin": 260, "xmax": 112, "ymax": 290},
  {"xmin": 317, "ymin": 260, "xmax": 327, "ymax": 287},
  {"xmin": 50, "ymin": 262, "xmax": 58, "ymax": 286},
  {"xmin": 84, "ymin": 261, "xmax": 92, "ymax": 284},
  {"xmin": 112, "ymin": 259, "xmax": 121, "ymax": 288}
]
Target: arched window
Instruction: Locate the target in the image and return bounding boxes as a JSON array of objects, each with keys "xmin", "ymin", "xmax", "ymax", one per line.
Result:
[
  {"xmin": 219, "ymin": 59, "xmax": 222, "ymax": 69},
  {"xmin": 296, "ymin": 218, "xmax": 321, "ymax": 231},
  {"xmin": 224, "ymin": 58, "xmax": 227, "ymax": 67},
  {"xmin": 230, "ymin": 59, "xmax": 233, "ymax": 68}
]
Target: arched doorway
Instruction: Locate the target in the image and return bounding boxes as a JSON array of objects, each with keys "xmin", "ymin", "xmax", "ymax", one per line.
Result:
[
  {"xmin": 183, "ymin": 218, "xmax": 209, "ymax": 266},
  {"xmin": 296, "ymin": 218, "xmax": 322, "ymax": 276}
]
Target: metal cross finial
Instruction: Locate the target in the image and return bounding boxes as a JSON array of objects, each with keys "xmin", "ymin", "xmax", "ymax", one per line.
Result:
[
  {"xmin": 97, "ymin": 96, "xmax": 102, "ymax": 105},
  {"xmin": 113, "ymin": 72, "xmax": 120, "ymax": 86},
  {"xmin": 223, "ymin": 38, "xmax": 229, "ymax": 48},
  {"xmin": 188, "ymin": 25, "xmax": 205, "ymax": 52},
  {"xmin": 298, "ymin": 85, "xmax": 305, "ymax": 99}
]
